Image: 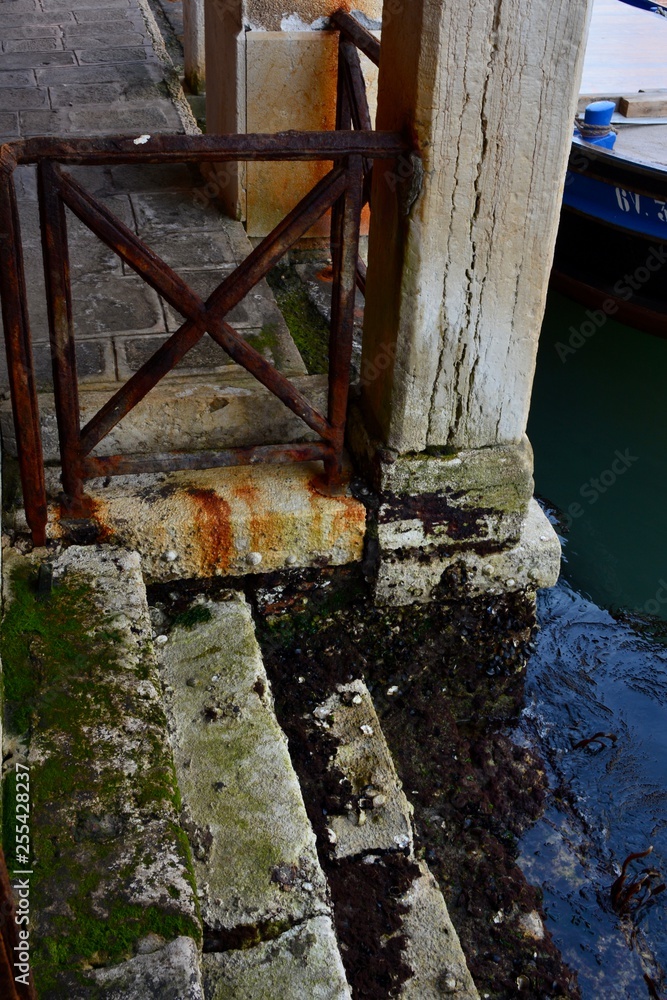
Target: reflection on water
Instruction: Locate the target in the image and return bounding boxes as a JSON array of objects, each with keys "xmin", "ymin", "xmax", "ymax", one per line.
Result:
[
  {"xmin": 524, "ymin": 292, "xmax": 667, "ymax": 998},
  {"xmin": 528, "ymin": 291, "xmax": 667, "ymax": 618}
]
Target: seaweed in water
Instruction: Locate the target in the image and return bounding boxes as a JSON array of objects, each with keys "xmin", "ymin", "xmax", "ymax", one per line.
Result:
[{"xmin": 611, "ymin": 847, "xmax": 666, "ymax": 916}]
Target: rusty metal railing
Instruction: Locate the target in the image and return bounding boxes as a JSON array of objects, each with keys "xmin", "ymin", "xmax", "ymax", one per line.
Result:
[
  {"xmin": 0, "ymin": 128, "xmax": 407, "ymax": 546},
  {"xmin": 332, "ymin": 10, "xmax": 381, "ymax": 296}
]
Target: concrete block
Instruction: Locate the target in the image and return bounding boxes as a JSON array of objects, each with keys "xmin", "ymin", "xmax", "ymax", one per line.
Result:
[
  {"xmin": 36, "ymin": 463, "xmax": 366, "ymax": 580},
  {"xmin": 399, "ymin": 863, "xmax": 479, "ymax": 1000},
  {"xmin": 73, "ymin": 3, "xmax": 137, "ymax": 20},
  {"xmin": 68, "ymin": 274, "xmax": 165, "ymax": 338},
  {"xmin": 162, "ymin": 272, "xmax": 292, "ymax": 337},
  {"xmin": 77, "ymin": 45, "xmax": 148, "ymax": 62},
  {"xmin": 63, "ymin": 29, "xmax": 144, "ymax": 48},
  {"xmin": 36, "ymin": 60, "xmax": 163, "ymax": 83},
  {"xmin": 313, "ymin": 679, "xmax": 414, "ymax": 858},
  {"xmin": 135, "ymin": 229, "xmax": 237, "ymax": 271},
  {"xmin": 375, "ymin": 498, "xmax": 561, "ymax": 606},
  {"xmin": 0, "ymin": 0, "xmax": 39, "ymax": 13},
  {"xmin": 0, "ymin": 11, "xmax": 70, "ymax": 28},
  {"xmin": 116, "ymin": 320, "xmax": 304, "ymax": 378},
  {"xmin": 5, "ymin": 24, "xmax": 74, "ymax": 39},
  {"xmin": 159, "ymin": 597, "xmax": 330, "ymax": 934},
  {"xmin": 19, "ymin": 104, "xmax": 180, "ymax": 136},
  {"xmin": 131, "ymin": 191, "xmax": 240, "ymax": 235},
  {"xmin": 107, "ymin": 161, "xmax": 199, "ymax": 193},
  {"xmin": 1, "ymin": 49, "xmax": 76, "ymax": 69},
  {"xmin": 0, "ymin": 338, "xmax": 114, "ymax": 392},
  {"xmin": 202, "ymin": 917, "xmax": 351, "ymax": 999},
  {"xmin": 48, "ymin": 81, "xmax": 127, "ymax": 105},
  {"xmin": 72, "ymin": 936, "xmax": 204, "ymax": 1000},
  {"xmin": 0, "ymin": 112, "xmax": 19, "ymax": 139}
]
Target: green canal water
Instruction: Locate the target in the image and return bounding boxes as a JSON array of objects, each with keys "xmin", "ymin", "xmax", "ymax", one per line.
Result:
[{"xmin": 523, "ymin": 291, "xmax": 667, "ymax": 998}]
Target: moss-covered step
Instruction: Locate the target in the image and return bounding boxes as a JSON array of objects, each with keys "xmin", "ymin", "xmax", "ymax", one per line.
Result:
[
  {"xmin": 157, "ymin": 595, "xmax": 350, "ymax": 996},
  {"xmin": 1, "ymin": 546, "xmax": 203, "ymax": 999}
]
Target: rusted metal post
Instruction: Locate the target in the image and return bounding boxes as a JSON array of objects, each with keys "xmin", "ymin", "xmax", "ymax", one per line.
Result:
[
  {"xmin": 0, "ymin": 131, "xmax": 407, "ymax": 505},
  {"xmin": 37, "ymin": 160, "xmax": 84, "ymax": 507},
  {"xmin": 66, "ymin": 166, "xmax": 348, "ymax": 455},
  {"xmin": 327, "ymin": 154, "xmax": 364, "ymax": 483},
  {"xmin": 331, "ymin": 10, "xmax": 381, "ymax": 67},
  {"xmin": 0, "ymin": 153, "xmax": 47, "ymax": 545}
]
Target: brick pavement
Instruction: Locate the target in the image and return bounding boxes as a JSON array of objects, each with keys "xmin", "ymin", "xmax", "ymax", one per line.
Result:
[
  {"xmin": 0, "ymin": 0, "xmax": 185, "ymax": 143},
  {"xmin": 0, "ymin": 0, "xmax": 309, "ymax": 450}
]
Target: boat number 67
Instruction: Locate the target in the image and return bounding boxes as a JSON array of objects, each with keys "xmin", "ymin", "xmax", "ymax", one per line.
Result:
[{"xmin": 615, "ymin": 188, "xmax": 641, "ymax": 213}]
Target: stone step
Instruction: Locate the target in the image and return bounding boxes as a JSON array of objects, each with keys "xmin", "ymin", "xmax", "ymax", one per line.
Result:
[
  {"xmin": 310, "ymin": 679, "xmax": 480, "ymax": 1000},
  {"xmin": 12, "ymin": 462, "xmax": 366, "ymax": 583},
  {"xmin": 0, "ymin": 373, "xmax": 328, "ymax": 464},
  {"xmin": 156, "ymin": 593, "xmax": 352, "ymax": 1000},
  {"xmin": 0, "ymin": 545, "xmax": 205, "ymax": 998}
]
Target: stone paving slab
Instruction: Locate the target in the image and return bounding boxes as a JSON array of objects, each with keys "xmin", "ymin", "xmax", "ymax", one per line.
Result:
[
  {"xmin": 3, "ymin": 161, "xmax": 307, "ymax": 392},
  {"xmin": 399, "ymin": 863, "xmax": 479, "ymax": 1000},
  {"xmin": 202, "ymin": 917, "xmax": 351, "ymax": 1000},
  {"xmin": 158, "ymin": 596, "xmax": 331, "ymax": 935},
  {"xmin": 69, "ymin": 936, "xmax": 204, "ymax": 1000},
  {"xmin": 312, "ymin": 679, "xmax": 414, "ymax": 859}
]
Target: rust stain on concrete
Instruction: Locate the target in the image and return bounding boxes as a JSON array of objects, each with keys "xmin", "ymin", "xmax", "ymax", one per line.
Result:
[
  {"xmin": 186, "ymin": 487, "xmax": 234, "ymax": 576},
  {"xmin": 53, "ymin": 494, "xmax": 114, "ymax": 543}
]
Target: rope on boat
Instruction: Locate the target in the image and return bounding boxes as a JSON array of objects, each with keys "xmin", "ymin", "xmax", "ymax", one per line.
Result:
[{"xmin": 574, "ymin": 117, "xmax": 618, "ymax": 139}]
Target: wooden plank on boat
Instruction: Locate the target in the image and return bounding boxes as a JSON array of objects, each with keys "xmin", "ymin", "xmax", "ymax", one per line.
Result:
[
  {"xmin": 578, "ymin": 93, "xmax": 620, "ymax": 113},
  {"xmin": 581, "ymin": 0, "xmax": 667, "ymax": 97},
  {"xmin": 618, "ymin": 91, "xmax": 667, "ymax": 118}
]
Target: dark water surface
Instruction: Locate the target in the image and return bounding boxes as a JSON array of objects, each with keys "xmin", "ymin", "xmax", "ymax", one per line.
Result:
[{"xmin": 524, "ymin": 292, "xmax": 667, "ymax": 998}]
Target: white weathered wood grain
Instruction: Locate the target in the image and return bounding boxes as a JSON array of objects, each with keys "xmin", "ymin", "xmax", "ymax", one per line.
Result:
[{"xmin": 362, "ymin": 0, "xmax": 594, "ymax": 452}]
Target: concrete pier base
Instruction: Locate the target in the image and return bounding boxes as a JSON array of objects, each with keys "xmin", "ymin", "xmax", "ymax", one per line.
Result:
[
  {"xmin": 350, "ymin": 414, "xmax": 560, "ymax": 605},
  {"xmin": 375, "ymin": 497, "xmax": 560, "ymax": 607}
]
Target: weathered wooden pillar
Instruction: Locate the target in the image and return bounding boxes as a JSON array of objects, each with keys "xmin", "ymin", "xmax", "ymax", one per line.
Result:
[
  {"xmin": 352, "ymin": 0, "xmax": 594, "ymax": 604},
  {"xmin": 183, "ymin": 0, "xmax": 206, "ymax": 94}
]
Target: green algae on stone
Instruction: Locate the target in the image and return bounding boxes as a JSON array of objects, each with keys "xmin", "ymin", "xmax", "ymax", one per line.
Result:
[
  {"xmin": 172, "ymin": 603, "xmax": 214, "ymax": 630},
  {"xmin": 159, "ymin": 596, "xmax": 329, "ymax": 939},
  {"xmin": 266, "ymin": 264, "xmax": 330, "ymax": 375},
  {"xmin": 1, "ymin": 552, "xmax": 201, "ymax": 996}
]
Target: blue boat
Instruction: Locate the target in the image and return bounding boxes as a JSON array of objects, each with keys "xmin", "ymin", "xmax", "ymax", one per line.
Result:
[{"xmin": 552, "ymin": 0, "xmax": 667, "ymax": 336}]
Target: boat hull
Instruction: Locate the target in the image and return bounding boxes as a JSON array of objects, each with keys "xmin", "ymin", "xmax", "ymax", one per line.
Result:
[{"xmin": 552, "ymin": 139, "xmax": 667, "ymax": 338}]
